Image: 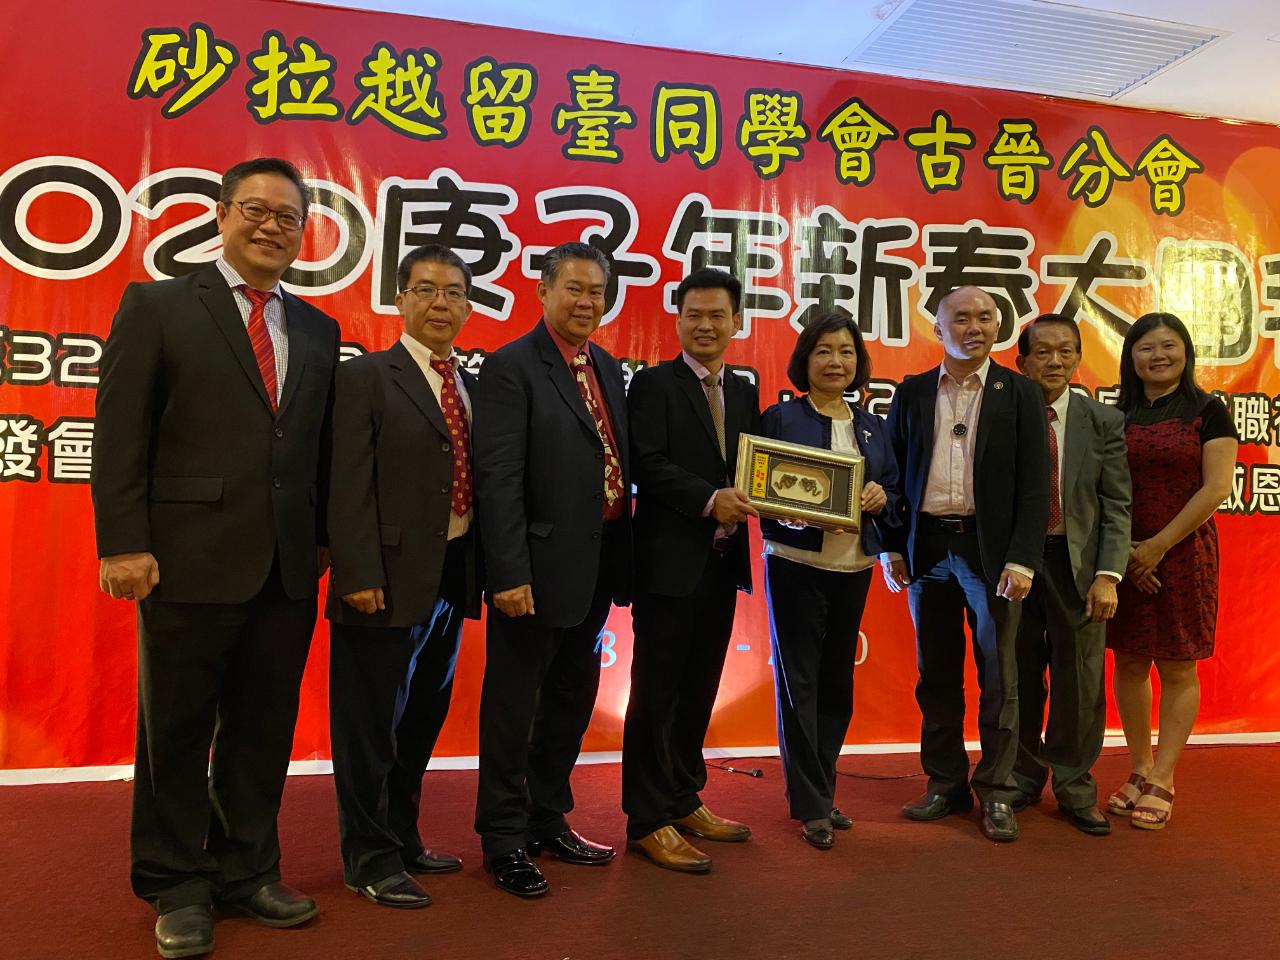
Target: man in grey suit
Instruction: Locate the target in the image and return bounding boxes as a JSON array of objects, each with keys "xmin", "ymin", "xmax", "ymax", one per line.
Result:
[{"xmin": 1013, "ymin": 314, "xmax": 1131, "ymax": 835}]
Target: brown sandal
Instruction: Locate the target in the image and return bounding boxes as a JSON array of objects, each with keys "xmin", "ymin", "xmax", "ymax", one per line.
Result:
[
  {"xmin": 1106, "ymin": 773, "xmax": 1146, "ymax": 817},
  {"xmin": 1130, "ymin": 783, "xmax": 1175, "ymax": 830}
]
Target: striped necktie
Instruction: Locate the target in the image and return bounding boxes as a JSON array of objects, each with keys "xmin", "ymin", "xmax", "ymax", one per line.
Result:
[{"xmin": 242, "ymin": 286, "xmax": 278, "ymax": 412}]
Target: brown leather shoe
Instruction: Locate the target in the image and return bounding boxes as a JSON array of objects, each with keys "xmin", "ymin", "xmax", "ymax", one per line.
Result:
[
  {"xmin": 628, "ymin": 826, "xmax": 712, "ymax": 873},
  {"xmin": 673, "ymin": 804, "xmax": 751, "ymax": 843}
]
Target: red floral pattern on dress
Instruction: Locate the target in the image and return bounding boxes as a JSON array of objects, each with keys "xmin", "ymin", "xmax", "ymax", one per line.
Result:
[{"xmin": 1107, "ymin": 415, "xmax": 1219, "ymax": 660}]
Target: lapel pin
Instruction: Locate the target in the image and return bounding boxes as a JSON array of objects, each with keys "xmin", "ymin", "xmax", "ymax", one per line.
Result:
[
  {"xmin": 994, "ymin": 381, "xmax": 1004, "ymax": 390},
  {"xmin": 862, "ymin": 429, "xmax": 872, "ymax": 443}
]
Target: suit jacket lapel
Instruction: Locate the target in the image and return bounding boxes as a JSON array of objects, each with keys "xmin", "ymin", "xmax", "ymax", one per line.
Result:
[
  {"xmin": 723, "ymin": 369, "xmax": 751, "ymax": 477},
  {"xmin": 591, "ymin": 341, "xmax": 629, "ymax": 460},
  {"xmin": 388, "ymin": 341, "xmax": 448, "ymax": 439},
  {"xmin": 535, "ymin": 323, "xmax": 598, "ymax": 438},
  {"xmin": 1063, "ymin": 393, "xmax": 1088, "ymax": 493},
  {"xmin": 197, "ymin": 266, "xmax": 273, "ymax": 412},
  {"xmin": 916, "ymin": 369, "xmax": 940, "ymax": 500},
  {"xmin": 974, "ymin": 363, "xmax": 1009, "ymax": 470},
  {"xmin": 673, "ymin": 355, "xmax": 721, "ymax": 456},
  {"xmin": 275, "ymin": 292, "xmax": 310, "ymax": 417}
]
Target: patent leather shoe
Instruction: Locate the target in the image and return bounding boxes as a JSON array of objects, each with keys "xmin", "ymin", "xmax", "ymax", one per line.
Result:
[
  {"xmin": 404, "ymin": 849, "xmax": 463, "ymax": 874},
  {"xmin": 486, "ymin": 849, "xmax": 550, "ymax": 897},
  {"xmin": 980, "ymin": 801, "xmax": 1020, "ymax": 842},
  {"xmin": 227, "ymin": 881, "xmax": 317, "ymax": 928},
  {"xmin": 801, "ymin": 820, "xmax": 835, "ymax": 849},
  {"xmin": 346, "ymin": 871, "xmax": 431, "ymax": 909},
  {"xmin": 830, "ymin": 807, "xmax": 853, "ymax": 830},
  {"xmin": 155, "ymin": 905, "xmax": 214, "ymax": 959},
  {"xmin": 526, "ymin": 829, "xmax": 615, "ymax": 865},
  {"xmin": 902, "ymin": 791, "xmax": 974, "ymax": 821}
]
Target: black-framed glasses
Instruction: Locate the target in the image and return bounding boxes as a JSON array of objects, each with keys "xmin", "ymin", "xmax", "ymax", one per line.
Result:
[
  {"xmin": 402, "ymin": 284, "xmax": 468, "ymax": 304},
  {"xmin": 228, "ymin": 200, "xmax": 305, "ymax": 232}
]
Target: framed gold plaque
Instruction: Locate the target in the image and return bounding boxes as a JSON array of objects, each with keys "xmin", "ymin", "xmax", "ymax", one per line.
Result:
[{"xmin": 735, "ymin": 434, "xmax": 864, "ymax": 531}]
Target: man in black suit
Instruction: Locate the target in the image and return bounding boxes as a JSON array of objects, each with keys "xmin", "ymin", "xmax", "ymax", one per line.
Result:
[
  {"xmin": 623, "ymin": 268, "xmax": 760, "ymax": 873},
  {"xmin": 882, "ymin": 286, "xmax": 1049, "ymax": 843},
  {"xmin": 92, "ymin": 158, "xmax": 339, "ymax": 957},
  {"xmin": 472, "ymin": 242, "xmax": 633, "ymax": 897},
  {"xmin": 326, "ymin": 244, "xmax": 483, "ymax": 909},
  {"xmin": 1013, "ymin": 314, "xmax": 1131, "ymax": 835}
]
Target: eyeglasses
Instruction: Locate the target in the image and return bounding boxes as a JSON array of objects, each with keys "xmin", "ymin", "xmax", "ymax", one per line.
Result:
[
  {"xmin": 228, "ymin": 200, "xmax": 305, "ymax": 232},
  {"xmin": 402, "ymin": 284, "xmax": 468, "ymax": 304}
]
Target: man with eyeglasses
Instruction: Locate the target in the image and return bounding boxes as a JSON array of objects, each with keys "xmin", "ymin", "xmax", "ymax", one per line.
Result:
[
  {"xmin": 92, "ymin": 158, "xmax": 339, "ymax": 958},
  {"xmin": 325, "ymin": 244, "xmax": 482, "ymax": 909},
  {"xmin": 472, "ymin": 241, "xmax": 633, "ymax": 897}
]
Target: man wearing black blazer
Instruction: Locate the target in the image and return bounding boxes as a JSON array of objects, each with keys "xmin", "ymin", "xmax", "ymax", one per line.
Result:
[
  {"xmin": 326, "ymin": 245, "xmax": 483, "ymax": 909},
  {"xmin": 91, "ymin": 159, "xmax": 339, "ymax": 957},
  {"xmin": 882, "ymin": 286, "xmax": 1049, "ymax": 843},
  {"xmin": 1013, "ymin": 315, "xmax": 1131, "ymax": 835},
  {"xmin": 623, "ymin": 268, "xmax": 760, "ymax": 873},
  {"xmin": 472, "ymin": 242, "xmax": 633, "ymax": 897}
]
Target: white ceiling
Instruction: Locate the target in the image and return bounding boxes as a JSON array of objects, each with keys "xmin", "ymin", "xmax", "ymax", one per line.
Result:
[{"xmin": 294, "ymin": 0, "xmax": 1280, "ymax": 126}]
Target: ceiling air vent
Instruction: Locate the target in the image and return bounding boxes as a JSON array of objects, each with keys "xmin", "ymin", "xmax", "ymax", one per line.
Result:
[{"xmin": 847, "ymin": 0, "xmax": 1223, "ymax": 100}]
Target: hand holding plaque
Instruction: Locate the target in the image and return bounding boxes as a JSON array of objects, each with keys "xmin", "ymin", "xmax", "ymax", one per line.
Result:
[{"xmin": 734, "ymin": 434, "xmax": 864, "ymax": 533}]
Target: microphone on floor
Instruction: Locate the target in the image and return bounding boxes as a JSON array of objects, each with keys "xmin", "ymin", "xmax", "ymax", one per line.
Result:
[{"xmin": 720, "ymin": 764, "xmax": 763, "ymax": 778}]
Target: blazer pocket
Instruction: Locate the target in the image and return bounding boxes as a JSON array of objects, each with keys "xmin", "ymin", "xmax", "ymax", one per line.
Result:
[
  {"xmin": 380, "ymin": 524, "xmax": 402, "ymax": 546},
  {"xmin": 528, "ymin": 520, "xmax": 553, "ymax": 540},
  {"xmin": 149, "ymin": 476, "xmax": 223, "ymax": 503}
]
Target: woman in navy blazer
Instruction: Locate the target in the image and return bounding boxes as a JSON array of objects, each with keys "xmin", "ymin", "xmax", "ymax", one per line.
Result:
[{"xmin": 761, "ymin": 313, "xmax": 901, "ymax": 849}]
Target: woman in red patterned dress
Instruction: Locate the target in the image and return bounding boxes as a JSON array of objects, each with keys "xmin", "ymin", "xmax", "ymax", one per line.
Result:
[{"xmin": 1105, "ymin": 314, "xmax": 1238, "ymax": 830}]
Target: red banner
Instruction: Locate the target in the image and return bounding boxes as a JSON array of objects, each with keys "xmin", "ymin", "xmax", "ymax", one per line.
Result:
[{"xmin": 2, "ymin": 0, "xmax": 1278, "ymax": 773}]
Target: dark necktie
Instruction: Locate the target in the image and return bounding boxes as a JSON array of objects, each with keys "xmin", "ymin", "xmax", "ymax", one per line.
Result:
[
  {"xmin": 242, "ymin": 286, "xmax": 278, "ymax": 412},
  {"xmin": 429, "ymin": 357, "xmax": 472, "ymax": 517},
  {"xmin": 1046, "ymin": 406, "xmax": 1062, "ymax": 532},
  {"xmin": 571, "ymin": 351, "xmax": 624, "ymax": 512}
]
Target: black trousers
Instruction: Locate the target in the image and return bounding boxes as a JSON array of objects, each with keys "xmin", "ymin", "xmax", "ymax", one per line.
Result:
[
  {"xmin": 1013, "ymin": 538, "xmax": 1106, "ymax": 811},
  {"xmin": 329, "ymin": 592, "xmax": 465, "ymax": 886},
  {"xmin": 765, "ymin": 555, "xmax": 873, "ymax": 822},
  {"xmin": 907, "ymin": 527, "xmax": 1021, "ymax": 805},
  {"xmin": 622, "ymin": 547, "xmax": 739, "ymax": 840},
  {"xmin": 132, "ymin": 560, "xmax": 315, "ymax": 914},
  {"xmin": 474, "ymin": 534, "xmax": 620, "ymax": 860}
]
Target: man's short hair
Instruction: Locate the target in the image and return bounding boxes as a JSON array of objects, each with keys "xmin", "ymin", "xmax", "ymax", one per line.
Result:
[
  {"xmin": 1017, "ymin": 313, "xmax": 1082, "ymax": 356},
  {"xmin": 675, "ymin": 267, "xmax": 742, "ymax": 315},
  {"xmin": 220, "ymin": 158, "xmax": 310, "ymax": 218},
  {"xmin": 539, "ymin": 241, "xmax": 611, "ymax": 285},
  {"xmin": 396, "ymin": 244, "xmax": 473, "ymax": 294},
  {"xmin": 786, "ymin": 312, "xmax": 871, "ymax": 394}
]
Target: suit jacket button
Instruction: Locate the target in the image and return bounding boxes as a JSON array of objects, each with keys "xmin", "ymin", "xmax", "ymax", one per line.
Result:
[
  {"xmin": 437, "ymin": 530, "xmax": 446, "ymax": 539},
  {"xmin": 596, "ymin": 452, "xmax": 603, "ymax": 461},
  {"xmin": 440, "ymin": 485, "xmax": 450, "ymax": 495},
  {"xmin": 594, "ymin": 492, "xmax": 602, "ymax": 500},
  {"xmin": 591, "ymin": 531, "xmax": 600, "ymax": 540},
  {"xmin": 441, "ymin": 442, "xmax": 451, "ymax": 452},
  {"xmin": 274, "ymin": 427, "xmax": 284, "ymax": 438},
  {"xmin": 272, "ymin": 477, "xmax": 281, "ymax": 489}
]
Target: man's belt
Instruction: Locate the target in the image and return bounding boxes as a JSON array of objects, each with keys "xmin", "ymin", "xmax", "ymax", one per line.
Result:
[{"xmin": 919, "ymin": 513, "xmax": 977, "ymax": 535}]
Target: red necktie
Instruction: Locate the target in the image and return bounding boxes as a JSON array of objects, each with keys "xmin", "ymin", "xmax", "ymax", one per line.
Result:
[
  {"xmin": 571, "ymin": 351, "xmax": 624, "ymax": 515},
  {"xmin": 1046, "ymin": 406, "xmax": 1062, "ymax": 532},
  {"xmin": 242, "ymin": 287, "xmax": 278, "ymax": 412},
  {"xmin": 430, "ymin": 357, "xmax": 472, "ymax": 517}
]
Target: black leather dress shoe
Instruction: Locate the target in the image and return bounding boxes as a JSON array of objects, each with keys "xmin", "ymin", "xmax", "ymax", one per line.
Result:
[
  {"xmin": 801, "ymin": 821, "xmax": 835, "ymax": 849},
  {"xmin": 830, "ymin": 807, "xmax": 853, "ymax": 830},
  {"xmin": 228, "ymin": 881, "xmax": 318, "ymax": 928},
  {"xmin": 902, "ymin": 791, "xmax": 974, "ymax": 821},
  {"xmin": 1059, "ymin": 804, "xmax": 1112, "ymax": 836},
  {"xmin": 346, "ymin": 871, "xmax": 431, "ymax": 909},
  {"xmin": 1011, "ymin": 790, "xmax": 1043, "ymax": 812},
  {"xmin": 155, "ymin": 905, "xmax": 214, "ymax": 959},
  {"xmin": 486, "ymin": 850, "xmax": 549, "ymax": 898},
  {"xmin": 404, "ymin": 849, "xmax": 463, "ymax": 874},
  {"xmin": 526, "ymin": 829, "xmax": 615, "ymax": 865},
  {"xmin": 980, "ymin": 801, "xmax": 1020, "ymax": 842}
]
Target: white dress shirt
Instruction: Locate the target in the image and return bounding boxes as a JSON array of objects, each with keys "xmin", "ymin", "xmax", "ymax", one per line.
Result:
[
  {"xmin": 399, "ymin": 333, "xmax": 473, "ymax": 540},
  {"xmin": 215, "ymin": 257, "xmax": 288, "ymax": 403}
]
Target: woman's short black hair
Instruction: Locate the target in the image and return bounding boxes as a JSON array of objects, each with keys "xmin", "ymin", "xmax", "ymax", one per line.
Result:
[
  {"xmin": 786, "ymin": 312, "xmax": 871, "ymax": 394},
  {"xmin": 1117, "ymin": 312, "xmax": 1206, "ymax": 419}
]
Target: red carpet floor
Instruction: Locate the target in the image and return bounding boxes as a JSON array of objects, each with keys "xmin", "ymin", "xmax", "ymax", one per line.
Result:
[{"xmin": 2, "ymin": 746, "xmax": 1277, "ymax": 960}]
